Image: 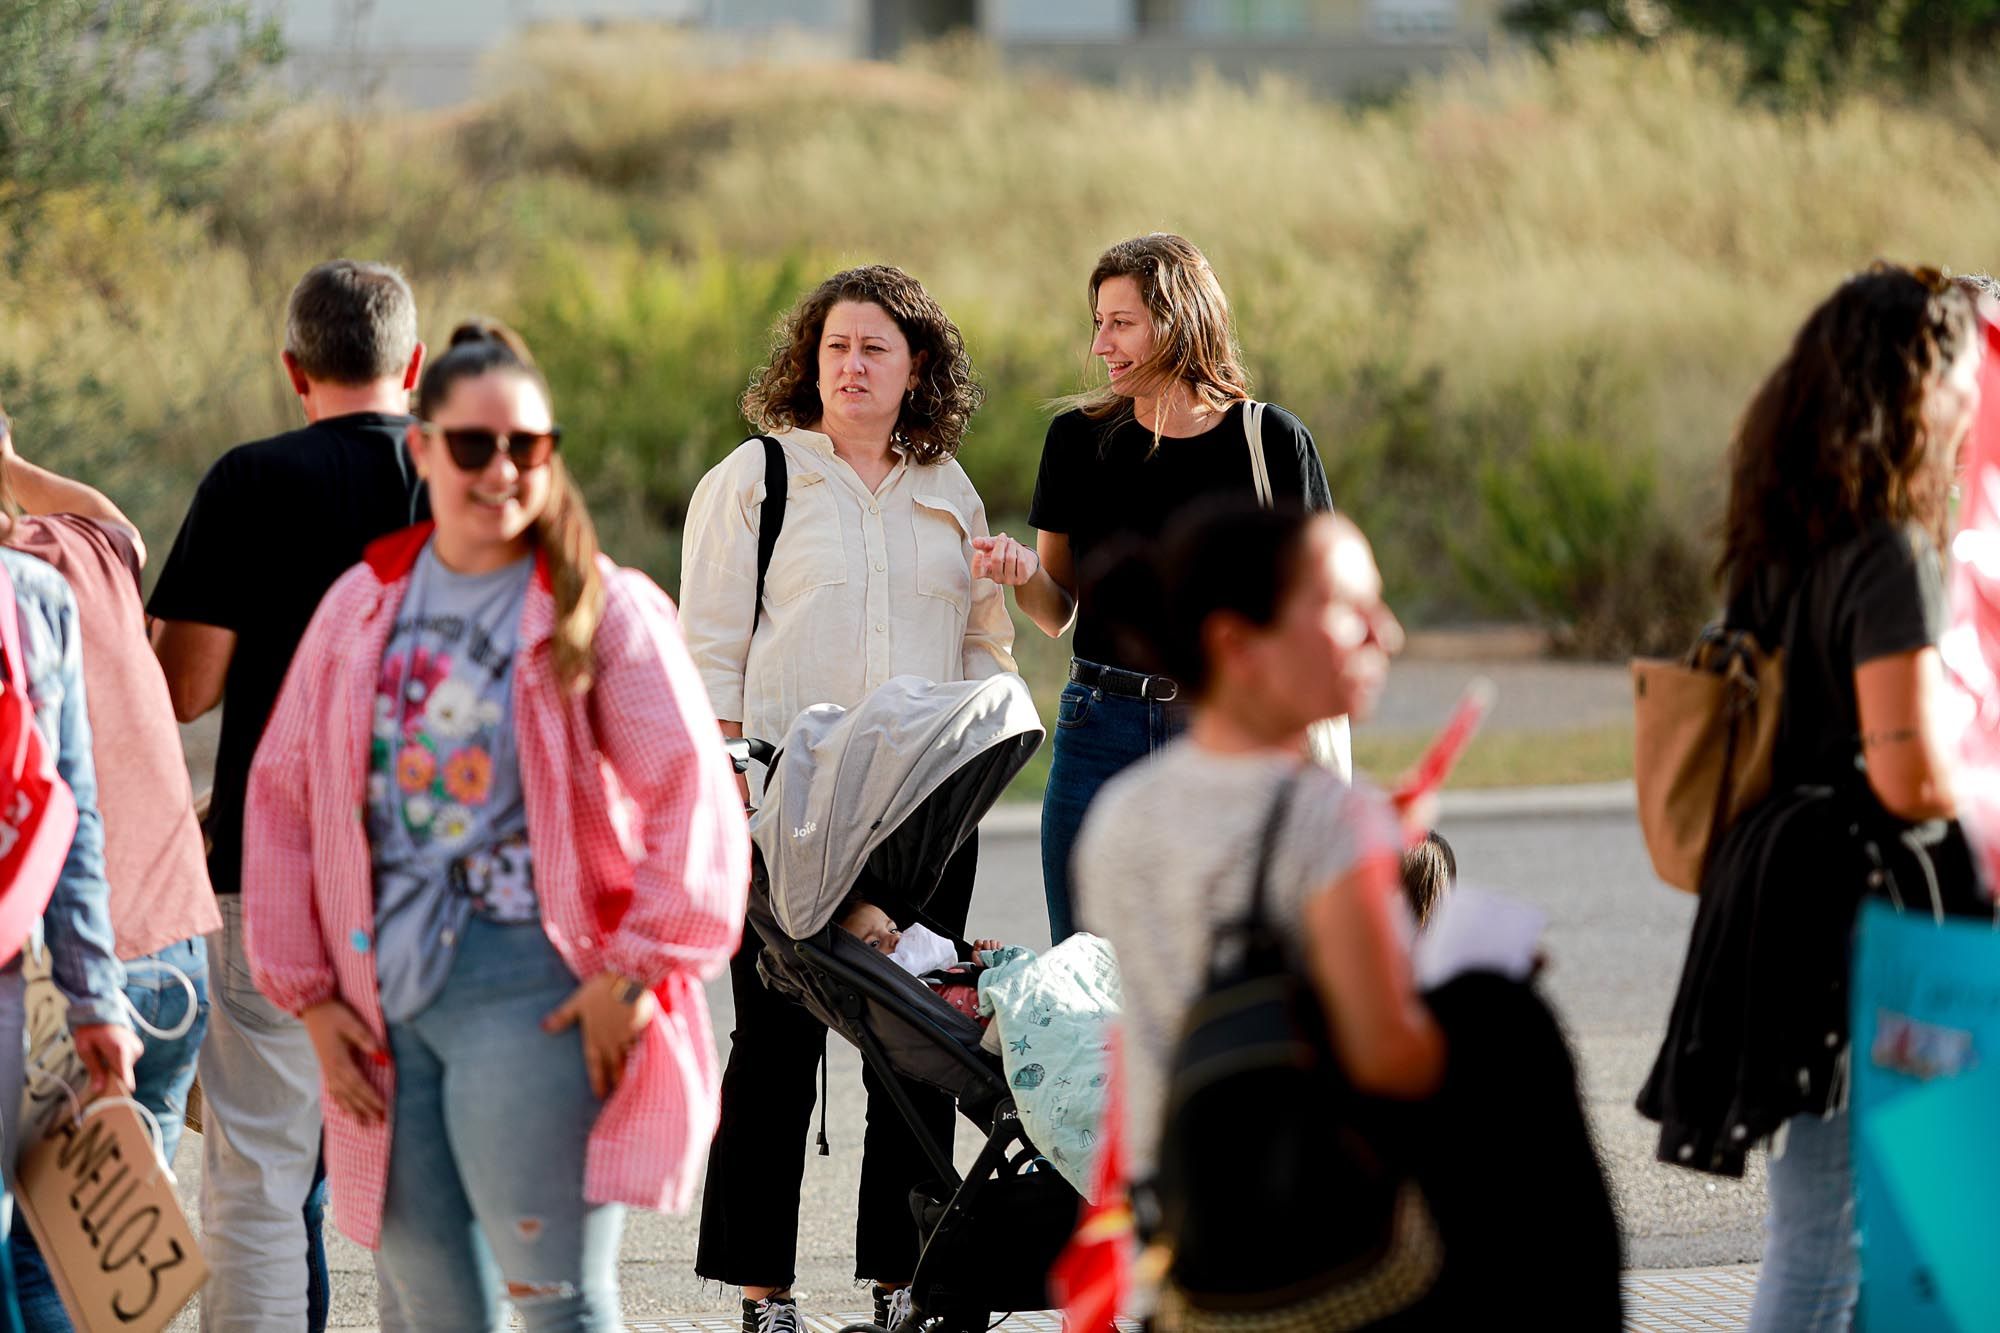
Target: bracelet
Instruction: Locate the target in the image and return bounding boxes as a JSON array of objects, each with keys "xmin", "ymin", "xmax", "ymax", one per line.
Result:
[{"xmin": 611, "ymin": 975, "xmax": 647, "ymax": 1005}]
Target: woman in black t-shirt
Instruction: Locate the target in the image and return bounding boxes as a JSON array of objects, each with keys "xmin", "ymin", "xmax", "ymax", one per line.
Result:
[
  {"xmin": 1711, "ymin": 264, "xmax": 1978, "ymax": 1333},
  {"xmin": 971, "ymin": 232, "xmax": 1334, "ymax": 941}
]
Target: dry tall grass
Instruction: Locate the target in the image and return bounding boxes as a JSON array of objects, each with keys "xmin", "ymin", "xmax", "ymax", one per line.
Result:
[{"xmin": 7, "ymin": 28, "xmax": 2000, "ymax": 653}]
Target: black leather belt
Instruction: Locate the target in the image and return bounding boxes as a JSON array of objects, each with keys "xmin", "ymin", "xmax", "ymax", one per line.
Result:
[{"xmin": 1069, "ymin": 658, "xmax": 1180, "ymax": 702}]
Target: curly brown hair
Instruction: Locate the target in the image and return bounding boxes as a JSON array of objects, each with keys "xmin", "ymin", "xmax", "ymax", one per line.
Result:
[
  {"xmin": 1718, "ymin": 262, "xmax": 1978, "ymax": 603},
  {"xmin": 741, "ymin": 265, "xmax": 981, "ymax": 465}
]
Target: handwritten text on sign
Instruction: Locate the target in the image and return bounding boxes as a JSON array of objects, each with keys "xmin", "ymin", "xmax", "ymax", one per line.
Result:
[{"xmin": 16, "ymin": 1103, "xmax": 208, "ymax": 1332}]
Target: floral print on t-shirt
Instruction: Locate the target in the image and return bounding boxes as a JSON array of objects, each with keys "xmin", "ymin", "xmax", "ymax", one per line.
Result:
[
  {"xmin": 375, "ymin": 647, "xmax": 506, "ymax": 838},
  {"xmin": 366, "ymin": 566, "xmax": 536, "ymax": 925}
]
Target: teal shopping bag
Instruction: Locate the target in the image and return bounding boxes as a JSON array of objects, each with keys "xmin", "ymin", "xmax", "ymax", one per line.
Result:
[{"xmin": 1850, "ymin": 900, "xmax": 2000, "ymax": 1330}]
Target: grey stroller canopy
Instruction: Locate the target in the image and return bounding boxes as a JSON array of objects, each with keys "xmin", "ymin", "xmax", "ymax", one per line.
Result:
[{"xmin": 751, "ymin": 674, "xmax": 1045, "ymax": 940}]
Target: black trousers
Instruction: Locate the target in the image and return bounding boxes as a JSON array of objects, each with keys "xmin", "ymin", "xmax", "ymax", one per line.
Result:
[{"xmin": 696, "ymin": 835, "xmax": 978, "ymax": 1289}]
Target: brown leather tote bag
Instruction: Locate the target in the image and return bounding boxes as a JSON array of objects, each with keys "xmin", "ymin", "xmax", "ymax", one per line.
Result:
[{"xmin": 1631, "ymin": 625, "xmax": 1785, "ymax": 893}]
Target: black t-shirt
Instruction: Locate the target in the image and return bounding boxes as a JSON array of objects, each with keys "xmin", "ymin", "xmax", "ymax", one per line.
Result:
[
  {"xmin": 149, "ymin": 412, "xmax": 429, "ymax": 894},
  {"xmin": 1740, "ymin": 519, "xmax": 1947, "ymax": 787},
  {"xmin": 1028, "ymin": 401, "xmax": 1334, "ymax": 665}
]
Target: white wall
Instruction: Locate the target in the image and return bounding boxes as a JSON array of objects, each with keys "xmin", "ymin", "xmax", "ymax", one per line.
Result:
[
  {"xmin": 261, "ymin": 0, "xmax": 705, "ymax": 50},
  {"xmin": 984, "ymin": 0, "xmax": 1130, "ymax": 38},
  {"xmin": 255, "ymin": 0, "xmax": 861, "ymax": 106}
]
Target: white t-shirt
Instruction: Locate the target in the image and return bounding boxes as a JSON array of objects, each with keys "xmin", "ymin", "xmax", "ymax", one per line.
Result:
[{"xmin": 1073, "ymin": 741, "xmax": 1401, "ymax": 1178}]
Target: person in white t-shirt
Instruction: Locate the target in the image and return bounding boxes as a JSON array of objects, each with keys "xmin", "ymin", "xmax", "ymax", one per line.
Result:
[
  {"xmin": 1073, "ymin": 501, "xmax": 1440, "ymax": 1186},
  {"xmin": 1077, "ymin": 499, "xmax": 1624, "ymax": 1329}
]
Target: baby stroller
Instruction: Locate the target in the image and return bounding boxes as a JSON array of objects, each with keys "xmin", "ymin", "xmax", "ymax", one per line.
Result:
[{"xmin": 735, "ymin": 675, "xmax": 1079, "ymax": 1333}]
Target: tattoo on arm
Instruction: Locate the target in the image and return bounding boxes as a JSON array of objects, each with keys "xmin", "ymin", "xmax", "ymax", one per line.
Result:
[{"xmin": 1862, "ymin": 727, "xmax": 1921, "ymax": 749}]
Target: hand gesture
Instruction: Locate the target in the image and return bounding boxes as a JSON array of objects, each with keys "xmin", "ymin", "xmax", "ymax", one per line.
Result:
[
  {"xmin": 72, "ymin": 1023, "xmax": 143, "ymax": 1102},
  {"xmin": 543, "ymin": 972, "xmax": 658, "ymax": 1100},
  {"xmin": 971, "ymin": 533, "xmax": 1039, "ymax": 587},
  {"xmin": 300, "ymin": 1000, "xmax": 387, "ymax": 1125}
]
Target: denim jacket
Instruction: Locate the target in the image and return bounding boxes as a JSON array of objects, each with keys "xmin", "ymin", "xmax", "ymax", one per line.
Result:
[{"xmin": 0, "ymin": 547, "xmax": 125, "ymax": 1027}]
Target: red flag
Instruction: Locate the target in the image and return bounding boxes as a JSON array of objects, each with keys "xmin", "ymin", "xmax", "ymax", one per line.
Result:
[
  {"xmin": 1389, "ymin": 677, "xmax": 1495, "ymax": 843},
  {"xmin": 1049, "ymin": 1026, "xmax": 1131, "ymax": 1333},
  {"xmin": 1949, "ymin": 306, "xmax": 2000, "ymax": 895}
]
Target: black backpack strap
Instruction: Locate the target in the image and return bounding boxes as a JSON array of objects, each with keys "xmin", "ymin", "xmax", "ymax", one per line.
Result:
[
  {"xmin": 1204, "ymin": 770, "xmax": 1304, "ymax": 982},
  {"xmin": 753, "ymin": 435, "xmax": 786, "ymax": 624},
  {"xmin": 1247, "ymin": 770, "xmax": 1303, "ymax": 927}
]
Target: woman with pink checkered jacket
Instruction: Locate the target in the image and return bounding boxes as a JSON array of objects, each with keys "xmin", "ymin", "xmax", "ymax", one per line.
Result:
[{"xmin": 242, "ymin": 320, "xmax": 750, "ymax": 1331}]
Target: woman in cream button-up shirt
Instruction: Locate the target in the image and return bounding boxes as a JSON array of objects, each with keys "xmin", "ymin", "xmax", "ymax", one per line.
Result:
[
  {"xmin": 680, "ymin": 265, "xmax": 1016, "ymax": 1331},
  {"xmin": 680, "ymin": 424, "xmax": 1014, "ymax": 755}
]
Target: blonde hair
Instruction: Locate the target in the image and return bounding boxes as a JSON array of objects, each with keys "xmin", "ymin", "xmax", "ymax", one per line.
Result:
[
  {"xmin": 1058, "ymin": 233, "xmax": 1251, "ymax": 441},
  {"xmin": 415, "ymin": 319, "xmax": 605, "ymax": 694}
]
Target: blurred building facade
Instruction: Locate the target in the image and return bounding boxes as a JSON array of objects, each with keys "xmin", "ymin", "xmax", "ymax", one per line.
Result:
[
  {"xmin": 266, "ymin": 0, "xmax": 1508, "ymax": 106},
  {"xmin": 954, "ymin": 1, "xmax": 1505, "ymax": 96}
]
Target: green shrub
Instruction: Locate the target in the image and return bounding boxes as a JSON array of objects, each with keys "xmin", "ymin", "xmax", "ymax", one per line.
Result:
[
  {"xmin": 12, "ymin": 31, "xmax": 2000, "ymax": 656},
  {"xmin": 1462, "ymin": 432, "xmax": 1710, "ymax": 656}
]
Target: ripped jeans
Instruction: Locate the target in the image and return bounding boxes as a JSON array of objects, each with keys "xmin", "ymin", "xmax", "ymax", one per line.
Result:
[{"xmin": 375, "ymin": 918, "xmax": 623, "ymax": 1332}]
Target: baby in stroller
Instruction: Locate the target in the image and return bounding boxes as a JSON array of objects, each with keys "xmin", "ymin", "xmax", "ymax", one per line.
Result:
[
  {"xmin": 836, "ymin": 893, "xmax": 1002, "ymax": 1026},
  {"xmin": 834, "ymin": 886, "xmax": 1120, "ymax": 1202}
]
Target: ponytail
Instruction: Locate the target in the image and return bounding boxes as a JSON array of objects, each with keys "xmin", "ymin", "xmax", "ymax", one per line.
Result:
[
  {"xmin": 537, "ymin": 459, "xmax": 605, "ymax": 695},
  {"xmin": 420, "ymin": 317, "xmax": 605, "ymax": 694}
]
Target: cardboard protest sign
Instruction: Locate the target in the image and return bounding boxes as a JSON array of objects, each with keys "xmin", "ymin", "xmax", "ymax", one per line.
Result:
[
  {"xmin": 15, "ymin": 1100, "xmax": 208, "ymax": 1333},
  {"xmin": 18, "ymin": 941, "xmax": 88, "ymax": 1142},
  {"xmin": 1851, "ymin": 901, "xmax": 2000, "ymax": 1330},
  {"xmin": 12, "ymin": 940, "xmax": 207, "ymax": 1332}
]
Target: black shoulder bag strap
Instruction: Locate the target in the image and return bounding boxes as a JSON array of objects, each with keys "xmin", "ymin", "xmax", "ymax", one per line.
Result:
[
  {"xmin": 1211, "ymin": 770, "xmax": 1304, "ymax": 980},
  {"xmin": 752, "ymin": 435, "xmax": 786, "ymax": 626}
]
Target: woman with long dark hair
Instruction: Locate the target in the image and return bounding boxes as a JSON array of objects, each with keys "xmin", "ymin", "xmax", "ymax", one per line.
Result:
[{"xmin": 1652, "ymin": 264, "xmax": 1980, "ymax": 1333}]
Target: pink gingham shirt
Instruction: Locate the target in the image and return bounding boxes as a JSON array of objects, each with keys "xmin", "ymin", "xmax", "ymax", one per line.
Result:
[{"xmin": 242, "ymin": 524, "xmax": 750, "ymax": 1248}]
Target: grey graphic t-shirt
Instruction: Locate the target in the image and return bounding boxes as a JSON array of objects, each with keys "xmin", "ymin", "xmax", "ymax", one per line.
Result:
[{"xmin": 367, "ymin": 542, "xmax": 536, "ymax": 1023}]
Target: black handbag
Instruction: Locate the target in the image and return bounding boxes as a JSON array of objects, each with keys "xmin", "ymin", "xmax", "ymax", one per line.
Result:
[{"xmin": 1152, "ymin": 774, "xmax": 1441, "ymax": 1329}]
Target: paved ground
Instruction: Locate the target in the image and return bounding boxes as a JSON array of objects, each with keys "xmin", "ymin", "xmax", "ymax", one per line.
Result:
[
  {"xmin": 161, "ymin": 653, "xmax": 1742, "ymax": 1328},
  {"xmin": 169, "ymin": 651, "xmax": 1633, "ymax": 791},
  {"xmin": 633, "ymin": 1268, "xmax": 1763, "ymax": 1331},
  {"xmin": 153, "ymin": 798, "xmax": 1763, "ymax": 1330},
  {"xmin": 1366, "ymin": 655, "xmax": 1632, "ymax": 735}
]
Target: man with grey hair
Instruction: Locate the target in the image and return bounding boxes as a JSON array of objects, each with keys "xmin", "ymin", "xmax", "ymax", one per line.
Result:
[{"xmin": 149, "ymin": 259, "xmax": 427, "ymax": 1332}]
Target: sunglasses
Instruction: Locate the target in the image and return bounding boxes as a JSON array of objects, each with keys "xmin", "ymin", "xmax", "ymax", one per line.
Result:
[{"xmin": 421, "ymin": 424, "xmax": 563, "ymax": 473}]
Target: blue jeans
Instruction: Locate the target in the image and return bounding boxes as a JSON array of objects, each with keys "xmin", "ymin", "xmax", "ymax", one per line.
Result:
[
  {"xmin": 306, "ymin": 1158, "xmax": 329, "ymax": 1333},
  {"xmin": 15, "ymin": 936, "xmax": 209, "ymax": 1332},
  {"xmin": 376, "ymin": 918, "xmax": 624, "ymax": 1332},
  {"xmin": 1747, "ymin": 1110, "xmax": 1859, "ymax": 1333},
  {"xmin": 1039, "ymin": 666, "xmax": 1189, "ymax": 942},
  {"xmin": 0, "ymin": 971, "xmax": 26, "ymax": 1333}
]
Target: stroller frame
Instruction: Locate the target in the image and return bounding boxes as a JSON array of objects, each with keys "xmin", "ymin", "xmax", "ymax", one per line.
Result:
[
  {"xmin": 732, "ymin": 677, "xmax": 1075, "ymax": 1332},
  {"xmin": 751, "ymin": 892, "xmax": 1077, "ymax": 1333}
]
